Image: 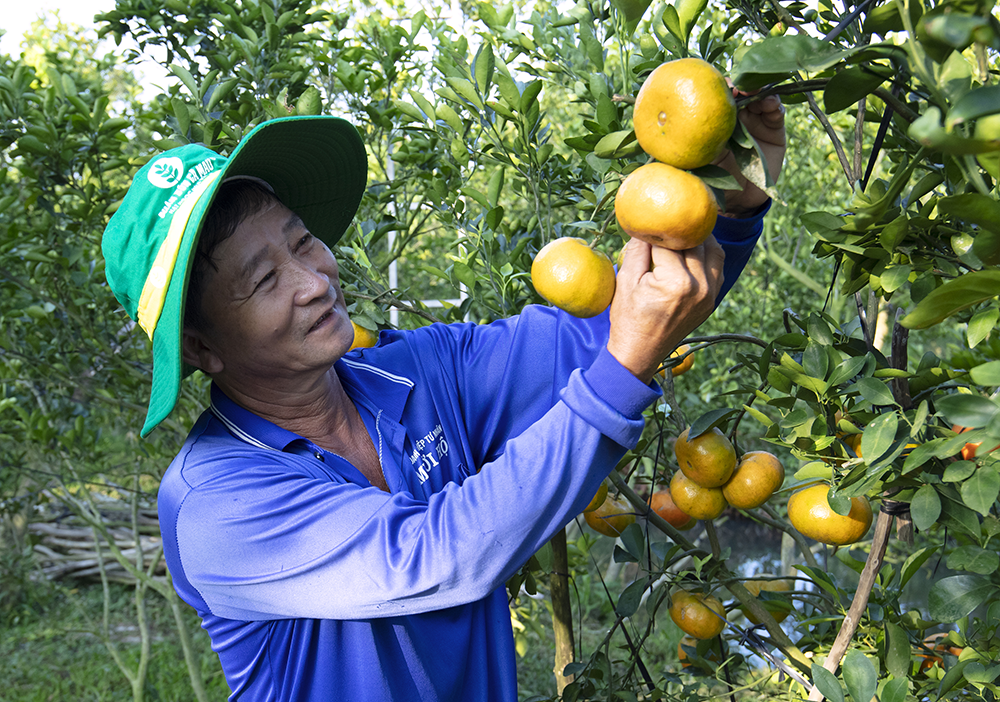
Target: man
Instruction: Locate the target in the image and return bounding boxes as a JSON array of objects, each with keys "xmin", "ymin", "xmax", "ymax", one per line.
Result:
[{"xmin": 102, "ymin": 94, "xmax": 783, "ymax": 700}]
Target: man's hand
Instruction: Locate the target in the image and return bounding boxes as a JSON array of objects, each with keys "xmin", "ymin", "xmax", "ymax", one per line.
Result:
[
  {"xmin": 606, "ymin": 236, "xmax": 726, "ymax": 383},
  {"xmin": 715, "ymin": 90, "xmax": 786, "ymax": 217}
]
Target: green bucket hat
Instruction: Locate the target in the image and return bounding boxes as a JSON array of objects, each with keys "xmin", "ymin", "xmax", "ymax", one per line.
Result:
[{"xmin": 101, "ymin": 116, "xmax": 368, "ymax": 437}]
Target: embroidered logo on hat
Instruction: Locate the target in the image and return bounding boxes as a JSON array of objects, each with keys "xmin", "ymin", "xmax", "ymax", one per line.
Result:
[{"xmin": 147, "ymin": 157, "xmax": 185, "ymax": 189}]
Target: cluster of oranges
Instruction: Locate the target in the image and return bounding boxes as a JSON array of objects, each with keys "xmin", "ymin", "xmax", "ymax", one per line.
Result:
[
  {"xmin": 668, "ymin": 427, "xmax": 785, "ymax": 523},
  {"xmin": 530, "ymin": 57, "xmax": 737, "ymax": 319}
]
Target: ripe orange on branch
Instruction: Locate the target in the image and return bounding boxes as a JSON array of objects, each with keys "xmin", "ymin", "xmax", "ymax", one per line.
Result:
[
  {"xmin": 615, "ymin": 162, "xmax": 718, "ymax": 250},
  {"xmin": 649, "ymin": 489, "xmax": 696, "ymax": 530},
  {"xmin": 584, "ymin": 493, "xmax": 636, "ymax": 537},
  {"xmin": 632, "ymin": 58, "xmax": 737, "ymax": 170},
  {"xmin": 531, "ymin": 237, "xmax": 616, "ymax": 318},
  {"xmin": 582, "ymin": 481, "xmax": 609, "ymax": 513},
  {"xmin": 348, "ymin": 320, "xmax": 379, "ymax": 351},
  {"xmin": 663, "ymin": 344, "xmax": 694, "ymax": 377},
  {"xmin": 722, "ymin": 451, "xmax": 784, "ymax": 509},
  {"xmin": 787, "ymin": 484, "xmax": 873, "ymax": 546},
  {"xmin": 674, "ymin": 426, "xmax": 737, "ymax": 487},
  {"xmin": 669, "ymin": 589, "xmax": 727, "ymax": 639},
  {"xmin": 669, "ymin": 471, "xmax": 727, "ymax": 521},
  {"xmin": 740, "ymin": 576, "xmax": 793, "ymax": 625}
]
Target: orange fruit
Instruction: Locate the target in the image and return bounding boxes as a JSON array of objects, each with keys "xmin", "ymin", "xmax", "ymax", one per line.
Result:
[
  {"xmin": 662, "ymin": 344, "xmax": 694, "ymax": 377},
  {"xmin": 674, "ymin": 427, "xmax": 737, "ymax": 488},
  {"xmin": 669, "ymin": 471, "xmax": 727, "ymax": 521},
  {"xmin": 740, "ymin": 576, "xmax": 793, "ymax": 625},
  {"xmin": 669, "ymin": 589, "xmax": 727, "ymax": 639},
  {"xmin": 348, "ymin": 320, "xmax": 379, "ymax": 351},
  {"xmin": 678, "ymin": 635, "xmax": 721, "ymax": 668},
  {"xmin": 531, "ymin": 237, "xmax": 616, "ymax": 318},
  {"xmin": 953, "ymin": 425, "xmax": 1000, "ymax": 460},
  {"xmin": 614, "ymin": 162, "xmax": 718, "ymax": 250},
  {"xmin": 787, "ymin": 485, "xmax": 873, "ymax": 546},
  {"xmin": 721, "ymin": 451, "xmax": 784, "ymax": 509},
  {"xmin": 582, "ymin": 481, "xmax": 609, "ymax": 513},
  {"xmin": 584, "ymin": 493, "xmax": 636, "ymax": 537},
  {"xmin": 632, "ymin": 58, "xmax": 737, "ymax": 170},
  {"xmin": 918, "ymin": 633, "xmax": 964, "ymax": 671},
  {"xmin": 649, "ymin": 489, "xmax": 696, "ymax": 530}
]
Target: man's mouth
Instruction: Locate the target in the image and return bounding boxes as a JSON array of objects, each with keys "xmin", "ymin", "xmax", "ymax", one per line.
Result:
[{"xmin": 308, "ymin": 309, "xmax": 333, "ymax": 333}]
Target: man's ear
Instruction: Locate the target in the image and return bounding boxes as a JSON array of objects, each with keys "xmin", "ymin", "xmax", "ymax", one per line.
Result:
[{"xmin": 182, "ymin": 328, "xmax": 224, "ymax": 375}]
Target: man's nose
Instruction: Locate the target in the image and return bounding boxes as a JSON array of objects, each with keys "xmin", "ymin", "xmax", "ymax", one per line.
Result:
[{"xmin": 291, "ymin": 258, "xmax": 331, "ymax": 303}]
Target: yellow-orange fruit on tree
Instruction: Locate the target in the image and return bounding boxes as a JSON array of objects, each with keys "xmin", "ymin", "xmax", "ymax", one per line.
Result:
[
  {"xmin": 677, "ymin": 635, "xmax": 721, "ymax": 668},
  {"xmin": 740, "ymin": 576, "xmax": 793, "ymax": 625},
  {"xmin": 722, "ymin": 451, "xmax": 784, "ymax": 509},
  {"xmin": 584, "ymin": 493, "xmax": 636, "ymax": 537},
  {"xmin": 615, "ymin": 162, "xmax": 718, "ymax": 251},
  {"xmin": 348, "ymin": 320, "xmax": 379, "ymax": 351},
  {"xmin": 787, "ymin": 484, "xmax": 873, "ymax": 546},
  {"xmin": 674, "ymin": 426, "xmax": 737, "ymax": 487},
  {"xmin": 669, "ymin": 471, "xmax": 727, "ymax": 521},
  {"xmin": 665, "ymin": 344, "xmax": 694, "ymax": 377},
  {"xmin": 632, "ymin": 58, "xmax": 737, "ymax": 170},
  {"xmin": 669, "ymin": 589, "xmax": 727, "ymax": 639},
  {"xmin": 531, "ymin": 237, "xmax": 616, "ymax": 318},
  {"xmin": 582, "ymin": 481, "xmax": 609, "ymax": 513},
  {"xmin": 648, "ymin": 489, "xmax": 696, "ymax": 530}
]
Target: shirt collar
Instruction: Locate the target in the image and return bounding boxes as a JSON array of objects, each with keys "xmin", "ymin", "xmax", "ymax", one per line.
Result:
[{"xmin": 208, "ymin": 356, "xmax": 415, "ymax": 450}]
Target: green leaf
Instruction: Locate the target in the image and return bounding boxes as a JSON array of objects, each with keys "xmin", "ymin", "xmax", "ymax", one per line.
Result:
[
  {"xmin": 901, "ymin": 270, "xmax": 1000, "ymax": 329},
  {"xmin": 908, "ymin": 107, "xmax": 1000, "ymax": 154},
  {"xmin": 519, "ymin": 80, "xmax": 542, "ymax": 113},
  {"xmin": 947, "ymin": 85, "xmax": 1000, "ymax": 128},
  {"xmin": 971, "ymin": 359, "xmax": 1000, "ymax": 386},
  {"xmin": 937, "ymin": 193, "xmax": 1000, "ymax": 234},
  {"xmin": 689, "ymin": 164, "xmax": 740, "ymax": 190},
  {"xmin": 960, "ymin": 466, "xmax": 1000, "ymax": 516},
  {"xmin": 884, "ymin": 622, "xmax": 910, "ymax": 678},
  {"xmin": 936, "ymin": 394, "xmax": 1000, "ymax": 428},
  {"xmin": 842, "ymin": 650, "xmax": 877, "ymax": 702},
  {"xmin": 823, "ymin": 66, "xmax": 889, "ymax": 113},
  {"xmin": 688, "ymin": 408, "xmax": 738, "ymax": 440},
  {"xmin": 880, "ymin": 265, "xmax": 912, "ymax": 293},
  {"xmin": 854, "ymin": 378, "xmax": 897, "ymax": 406},
  {"xmin": 973, "ymin": 229, "xmax": 1000, "ymax": 266},
  {"xmin": 946, "ymin": 544, "xmax": 999, "ymax": 575},
  {"xmin": 829, "ymin": 355, "xmax": 868, "ymax": 387},
  {"xmin": 810, "ymin": 664, "xmax": 844, "ymax": 702},
  {"xmin": 880, "ymin": 677, "xmax": 908, "ymax": 702},
  {"xmin": 928, "ymin": 574, "xmax": 997, "ymax": 622},
  {"xmin": 733, "ymin": 35, "xmax": 851, "ymax": 90},
  {"xmin": 619, "ymin": 522, "xmax": 645, "ymax": 561},
  {"xmin": 616, "ymin": 577, "xmax": 648, "ymax": 617},
  {"xmin": 968, "ymin": 309, "xmax": 999, "ymax": 349},
  {"xmin": 911, "ymin": 485, "xmax": 941, "ymax": 532},
  {"xmin": 660, "ymin": 5, "xmax": 683, "ymax": 41},
  {"xmin": 859, "ymin": 411, "xmax": 898, "ymax": 464},
  {"xmin": 899, "ymin": 547, "xmax": 934, "ymax": 589},
  {"xmin": 675, "ymin": 0, "xmax": 708, "ymax": 42},
  {"xmin": 473, "ymin": 43, "xmax": 495, "ymax": 95}
]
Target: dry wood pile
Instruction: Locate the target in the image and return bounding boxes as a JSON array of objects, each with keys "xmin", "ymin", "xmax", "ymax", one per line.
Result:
[{"xmin": 29, "ymin": 497, "xmax": 165, "ymax": 584}]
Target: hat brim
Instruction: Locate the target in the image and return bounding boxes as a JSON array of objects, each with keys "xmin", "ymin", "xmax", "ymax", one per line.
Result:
[{"xmin": 141, "ymin": 116, "xmax": 367, "ymax": 436}]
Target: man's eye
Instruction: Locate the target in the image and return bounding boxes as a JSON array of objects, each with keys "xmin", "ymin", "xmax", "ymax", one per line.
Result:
[
  {"xmin": 295, "ymin": 233, "xmax": 313, "ymax": 251},
  {"xmin": 253, "ymin": 270, "xmax": 275, "ymax": 292}
]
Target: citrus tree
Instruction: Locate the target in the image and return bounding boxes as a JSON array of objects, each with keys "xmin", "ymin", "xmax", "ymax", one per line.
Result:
[{"xmin": 3, "ymin": 0, "xmax": 1000, "ymax": 700}]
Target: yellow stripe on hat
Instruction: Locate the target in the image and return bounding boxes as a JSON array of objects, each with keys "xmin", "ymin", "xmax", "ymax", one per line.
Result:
[{"xmin": 137, "ymin": 171, "xmax": 222, "ymax": 339}]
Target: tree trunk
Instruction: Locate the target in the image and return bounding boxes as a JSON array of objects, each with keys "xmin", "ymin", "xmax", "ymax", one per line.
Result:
[{"xmin": 549, "ymin": 528, "xmax": 575, "ymax": 693}]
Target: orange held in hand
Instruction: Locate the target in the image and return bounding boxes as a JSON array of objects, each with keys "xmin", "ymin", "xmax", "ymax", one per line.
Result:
[
  {"xmin": 649, "ymin": 489, "xmax": 696, "ymax": 530},
  {"xmin": 531, "ymin": 237, "xmax": 616, "ymax": 318},
  {"xmin": 584, "ymin": 493, "xmax": 636, "ymax": 537},
  {"xmin": 674, "ymin": 426, "xmax": 737, "ymax": 487},
  {"xmin": 722, "ymin": 451, "xmax": 784, "ymax": 510},
  {"xmin": 787, "ymin": 484, "xmax": 873, "ymax": 546},
  {"xmin": 669, "ymin": 589, "xmax": 727, "ymax": 639},
  {"xmin": 632, "ymin": 58, "xmax": 737, "ymax": 170},
  {"xmin": 615, "ymin": 162, "xmax": 718, "ymax": 251}
]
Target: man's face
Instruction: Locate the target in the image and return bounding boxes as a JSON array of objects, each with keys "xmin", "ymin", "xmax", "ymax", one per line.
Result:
[{"xmin": 189, "ymin": 200, "xmax": 355, "ymax": 386}]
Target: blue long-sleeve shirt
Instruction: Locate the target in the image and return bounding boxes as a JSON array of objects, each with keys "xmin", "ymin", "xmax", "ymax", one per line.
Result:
[{"xmin": 157, "ymin": 208, "xmax": 766, "ymax": 701}]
